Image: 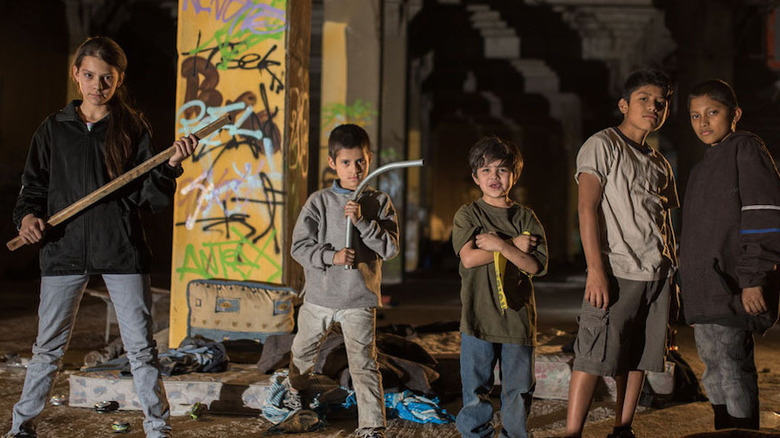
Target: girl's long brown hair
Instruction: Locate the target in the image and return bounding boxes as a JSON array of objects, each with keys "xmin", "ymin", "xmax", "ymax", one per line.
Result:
[{"xmin": 72, "ymin": 36, "xmax": 150, "ymax": 179}]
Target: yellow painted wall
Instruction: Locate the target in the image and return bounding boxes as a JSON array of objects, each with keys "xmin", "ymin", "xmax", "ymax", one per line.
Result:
[
  {"xmin": 318, "ymin": 21, "xmax": 348, "ymax": 188},
  {"xmin": 171, "ymin": 0, "xmax": 288, "ymax": 347},
  {"xmin": 317, "ymin": 14, "xmax": 380, "ymax": 189}
]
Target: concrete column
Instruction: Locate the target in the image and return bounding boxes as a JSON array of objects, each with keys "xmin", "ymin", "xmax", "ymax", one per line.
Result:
[
  {"xmin": 286, "ymin": 0, "xmax": 313, "ymax": 292},
  {"xmin": 170, "ymin": 0, "xmax": 310, "ymax": 346}
]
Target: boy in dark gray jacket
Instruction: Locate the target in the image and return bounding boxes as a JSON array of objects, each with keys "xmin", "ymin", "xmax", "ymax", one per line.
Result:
[
  {"xmin": 289, "ymin": 124, "xmax": 399, "ymax": 438},
  {"xmin": 681, "ymin": 79, "xmax": 780, "ymax": 430}
]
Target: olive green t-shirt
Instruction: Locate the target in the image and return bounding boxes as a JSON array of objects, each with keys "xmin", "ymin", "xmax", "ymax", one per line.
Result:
[{"xmin": 452, "ymin": 199, "xmax": 548, "ymax": 345}]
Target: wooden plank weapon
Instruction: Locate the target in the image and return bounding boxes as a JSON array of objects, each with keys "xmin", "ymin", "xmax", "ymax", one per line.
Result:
[{"xmin": 7, "ymin": 114, "xmax": 232, "ymax": 251}]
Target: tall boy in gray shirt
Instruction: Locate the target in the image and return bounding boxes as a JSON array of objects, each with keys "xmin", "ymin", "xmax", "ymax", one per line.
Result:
[
  {"xmin": 289, "ymin": 124, "xmax": 399, "ymax": 438},
  {"xmin": 566, "ymin": 71, "xmax": 678, "ymax": 438}
]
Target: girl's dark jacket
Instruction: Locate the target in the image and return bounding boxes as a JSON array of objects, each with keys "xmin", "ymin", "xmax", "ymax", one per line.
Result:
[
  {"xmin": 680, "ymin": 131, "xmax": 780, "ymax": 334},
  {"xmin": 13, "ymin": 101, "xmax": 182, "ymax": 276}
]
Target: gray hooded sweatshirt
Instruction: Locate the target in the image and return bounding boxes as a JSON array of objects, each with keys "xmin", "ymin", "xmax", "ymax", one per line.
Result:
[{"xmin": 291, "ymin": 181, "xmax": 399, "ymax": 309}]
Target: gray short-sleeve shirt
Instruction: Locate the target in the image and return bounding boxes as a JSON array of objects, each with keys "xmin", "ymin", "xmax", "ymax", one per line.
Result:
[{"xmin": 575, "ymin": 127, "xmax": 678, "ymax": 281}]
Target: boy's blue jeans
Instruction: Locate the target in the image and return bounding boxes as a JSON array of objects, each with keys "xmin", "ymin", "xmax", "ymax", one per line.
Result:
[
  {"xmin": 9, "ymin": 274, "xmax": 170, "ymax": 438},
  {"xmin": 694, "ymin": 323, "xmax": 759, "ymax": 421},
  {"xmin": 456, "ymin": 333, "xmax": 535, "ymax": 438}
]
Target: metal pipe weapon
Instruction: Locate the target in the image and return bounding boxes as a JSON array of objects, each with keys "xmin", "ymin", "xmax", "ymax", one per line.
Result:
[{"xmin": 344, "ymin": 159, "xmax": 425, "ymax": 269}]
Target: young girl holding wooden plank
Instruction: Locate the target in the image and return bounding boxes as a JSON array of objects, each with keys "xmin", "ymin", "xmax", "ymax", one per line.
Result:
[{"xmin": 7, "ymin": 36, "xmax": 197, "ymax": 438}]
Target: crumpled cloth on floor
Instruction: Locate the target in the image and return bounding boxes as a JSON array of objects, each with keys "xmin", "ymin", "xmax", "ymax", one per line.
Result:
[
  {"xmin": 344, "ymin": 390, "xmax": 454, "ymax": 424},
  {"xmin": 257, "ymin": 332, "xmax": 440, "ymax": 393},
  {"xmin": 158, "ymin": 338, "xmax": 228, "ymax": 376},
  {"xmin": 262, "ymin": 370, "xmax": 304, "ymax": 425},
  {"xmin": 262, "ymin": 369, "xmax": 453, "ymax": 426},
  {"xmin": 82, "ymin": 336, "xmax": 228, "ymax": 376}
]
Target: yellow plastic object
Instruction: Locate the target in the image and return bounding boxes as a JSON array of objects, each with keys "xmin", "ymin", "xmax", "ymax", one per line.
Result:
[
  {"xmin": 494, "ymin": 231, "xmax": 533, "ymax": 314},
  {"xmin": 493, "ymin": 251, "xmax": 508, "ymax": 314}
]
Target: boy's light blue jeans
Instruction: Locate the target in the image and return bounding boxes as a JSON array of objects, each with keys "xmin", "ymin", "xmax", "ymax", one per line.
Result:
[
  {"xmin": 456, "ymin": 333, "xmax": 535, "ymax": 438},
  {"xmin": 9, "ymin": 274, "xmax": 170, "ymax": 438},
  {"xmin": 694, "ymin": 323, "xmax": 759, "ymax": 423},
  {"xmin": 290, "ymin": 301, "xmax": 385, "ymax": 429}
]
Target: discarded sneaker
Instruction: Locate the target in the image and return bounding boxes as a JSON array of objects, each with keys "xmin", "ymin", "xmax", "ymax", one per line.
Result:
[
  {"xmin": 356, "ymin": 427, "xmax": 386, "ymax": 438},
  {"xmin": 282, "ymin": 387, "xmax": 303, "ymax": 411},
  {"xmin": 82, "ymin": 350, "xmax": 110, "ymax": 368}
]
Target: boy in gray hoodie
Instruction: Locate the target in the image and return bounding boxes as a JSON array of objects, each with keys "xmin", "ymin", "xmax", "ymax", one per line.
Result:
[{"xmin": 289, "ymin": 124, "xmax": 399, "ymax": 438}]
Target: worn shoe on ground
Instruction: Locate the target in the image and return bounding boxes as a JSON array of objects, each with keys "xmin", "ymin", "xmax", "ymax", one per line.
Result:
[
  {"xmin": 5, "ymin": 431, "xmax": 37, "ymax": 438},
  {"xmin": 356, "ymin": 427, "xmax": 386, "ymax": 438}
]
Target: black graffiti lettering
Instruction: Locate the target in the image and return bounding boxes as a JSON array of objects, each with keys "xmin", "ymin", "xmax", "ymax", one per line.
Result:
[
  {"xmin": 258, "ymin": 83, "xmax": 281, "ymax": 145},
  {"xmin": 231, "ymin": 172, "xmax": 285, "ymax": 251},
  {"xmin": 175, "ymin": 213, "xmax": 257, "ymax": 240},
  {"xmin": 229, "ymin": 45, "xmax": 284, "ymax": 93},
  {"xmin": 184, "ymin": 40, "xmax": 284, "ymax": 93}
]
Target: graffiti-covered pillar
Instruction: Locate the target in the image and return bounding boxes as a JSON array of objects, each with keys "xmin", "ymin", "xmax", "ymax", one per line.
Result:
[{"xmin": 170, "ymin": 0, "xmax": 310, "ymax": 347}]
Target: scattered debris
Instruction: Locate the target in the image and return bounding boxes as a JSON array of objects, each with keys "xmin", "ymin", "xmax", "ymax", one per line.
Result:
[
  {"xmin": 188, "ymin": 402, "xmax": 205, "ymax": 420},
  {"xmin": 49, "ymin": 395, "xmax": 67, "ymax": 406},
  {"xmin": 94, "ymin": 400, "xmax": 120, "ymax": 413},
  {"xmin": 2, "ymin": 353, "xmax": 29, "ymax": 368},
  {"xmin": 111, "ymin": 421, "xmax": 130, "ymax": 433},
  {"xmin": 265, "ymin": 409, "xmax": 324, "ymax": 435}
]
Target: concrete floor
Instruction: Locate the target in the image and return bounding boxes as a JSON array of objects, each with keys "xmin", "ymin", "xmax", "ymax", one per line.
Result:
[{"xmin": 0, "ymin": 272, "xmax": 779, "ymax": 437}]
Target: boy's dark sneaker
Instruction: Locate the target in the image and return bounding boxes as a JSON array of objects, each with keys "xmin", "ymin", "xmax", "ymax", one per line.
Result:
[{"xmin": 606, "ymin": 426, "xmax": 636, "ymax": 438}]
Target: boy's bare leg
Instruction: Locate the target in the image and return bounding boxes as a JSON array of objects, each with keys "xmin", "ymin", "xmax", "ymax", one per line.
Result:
[
  {"xmin": 614, "ymin": 370, "xmax": 645, "ymax": 427},
  {"xmin": 565, "ymin": 370, "xmax": 600, "ymax": 437}
]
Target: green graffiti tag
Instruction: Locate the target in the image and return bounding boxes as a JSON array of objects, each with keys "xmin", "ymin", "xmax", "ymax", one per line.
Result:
[
  {"xmin": 321, "ymin": 99, "xmax": 377, "ymax": 131},
  {"xmin": 177, "ymin": 227, "xmax": 282, "ymax": 282},
  {"xmin": 189, "ymin": 0, "xmax": 287, "ymax": 70}
]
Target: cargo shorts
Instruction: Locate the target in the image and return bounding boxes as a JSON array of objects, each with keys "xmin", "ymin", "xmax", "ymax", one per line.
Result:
[{"xmin": 572, "ymin": 275, "xmax": 671, "ymax": 376}]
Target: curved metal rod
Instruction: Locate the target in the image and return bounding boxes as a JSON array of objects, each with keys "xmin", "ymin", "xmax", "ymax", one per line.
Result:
[{"xmin": 344, "ymin": 159, "xmax": 424, "ymax": 268}]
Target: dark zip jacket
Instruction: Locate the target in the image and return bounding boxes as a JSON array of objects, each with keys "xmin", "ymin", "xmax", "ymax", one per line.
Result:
[
  {"xmin": 680, "ymin": 131, "xmax": 780, "ymax": 333},
  {"xmin": 13, "ymin": 100, "xmax": 182, "ymax": 276}
]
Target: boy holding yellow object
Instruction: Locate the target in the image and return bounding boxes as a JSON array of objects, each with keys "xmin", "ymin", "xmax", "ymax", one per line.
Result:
[{"xmin": 452, "ymin": 136, "xmax": 548, "ymax": 438}]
